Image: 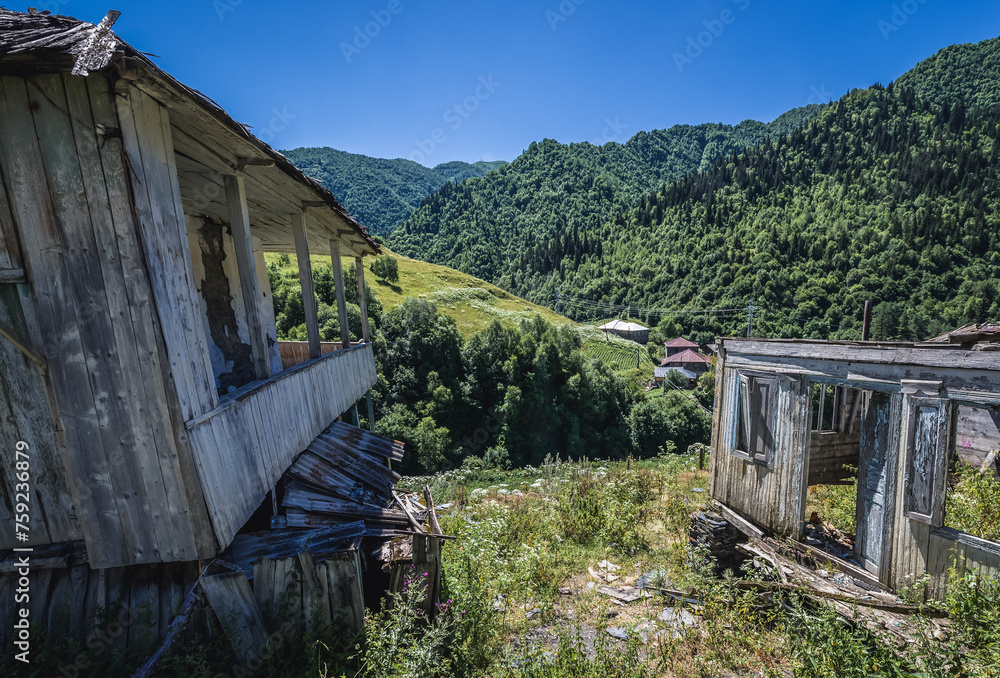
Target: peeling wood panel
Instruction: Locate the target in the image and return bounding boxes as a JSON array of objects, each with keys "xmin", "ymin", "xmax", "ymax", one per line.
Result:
[
  {"xmin": 953, "ymin": 405, "xmax": 1000, "ymax": 467},
  {"xmin": 187, "ymin": 344, "xmax": 378, "ymax": 548}
]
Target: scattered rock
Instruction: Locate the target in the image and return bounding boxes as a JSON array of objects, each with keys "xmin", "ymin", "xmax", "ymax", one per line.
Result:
[
  {"xmin": 607, "ymin": 627, "xmax": 628, "ymax": 641},
  {"xmin": 658, "ymin": 607, "xmax": 699, "ymax": 638},
  {"xmin": 526, "ymin": 608, "xmax": 541, "ymax": 620},
  {"xmin": 558, "ymin": 587, "xmax": 572, "ymax": 595},
  {"xmin": 606, "ymin": 609, "xmax": 619, "ymax": 618}
]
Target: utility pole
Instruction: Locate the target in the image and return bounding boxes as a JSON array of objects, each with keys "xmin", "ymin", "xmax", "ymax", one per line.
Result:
[
  {"xmin": 746, "ymin": 297, "xmax": 756, "ymax": 338},
  {"xmin": 862, "ymin": 299, "xmax": 873, "ymax": 341}
]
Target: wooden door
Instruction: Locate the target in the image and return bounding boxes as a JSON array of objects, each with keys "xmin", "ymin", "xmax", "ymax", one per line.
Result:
[{"xmin": 856, "ymin": 392, "xmax": 892, "ymax": 573}]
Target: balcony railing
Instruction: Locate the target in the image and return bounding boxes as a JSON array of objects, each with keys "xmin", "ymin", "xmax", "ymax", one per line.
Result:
[{"xmin": 184, "ymin": 343, "xmax": 376, "ymax": 549}]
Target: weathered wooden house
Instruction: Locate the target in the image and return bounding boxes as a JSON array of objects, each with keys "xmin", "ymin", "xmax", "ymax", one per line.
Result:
[
  {"xmin": 0, "ymin": 9, "xmax": 419, "ymax": 658},
  {"xmin": 708, "ymin": 332, "xmax": 1000, "ymax": 599}
]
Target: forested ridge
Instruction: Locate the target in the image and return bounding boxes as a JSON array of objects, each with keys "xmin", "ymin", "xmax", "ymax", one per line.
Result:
[
  {"xmin": 388, "ymin": 36, "xmax": 1000, "ymax": 343},
  {"xmin": 387, "ymin": 106, "xmax": 821, "ymax": 286},
  {"xmin": 281, "ymin": 146, "xmax": 505, "ymax": 236}
]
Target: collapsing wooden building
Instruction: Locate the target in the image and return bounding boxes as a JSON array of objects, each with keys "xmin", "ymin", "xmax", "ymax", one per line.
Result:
[
  {"xmin": 708, "ymin": 329, "xmax": 1000, "ymax": 600},
  {"xmin": 0, "ymin": 9, "xmax": 427, "ymax": 661}
]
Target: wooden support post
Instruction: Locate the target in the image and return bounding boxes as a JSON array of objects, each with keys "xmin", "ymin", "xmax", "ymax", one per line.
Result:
[
  {"xmin": 818, "ymin": 384, "xmax": 827, "ymax": 431},
  {"xmin": 292, "ymin": 211, "xmax": 321, "ymax": 359},
  {"xmin": 329, "ymin": 239, "xmax": 352, "ymax": 348},
  {"xmin": 862, "ymin": 299, "xmax": 873, "ymax": 341},
  {"xmin": 225, "ymin": 174, "xmax": 271, "ymax": 380},
  {"xmin": 365, "ymin": 390, "xmax": 376, "ymax": 432},
  {"xmin": 355, "ymin": 257, "xmax": 371, "ymax": 343}
]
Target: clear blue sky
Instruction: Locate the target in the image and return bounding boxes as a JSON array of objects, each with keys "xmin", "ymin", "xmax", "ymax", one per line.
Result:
[{"xmin": 57, "ymin": 0, "xmax": 1000, "ymax": 166}]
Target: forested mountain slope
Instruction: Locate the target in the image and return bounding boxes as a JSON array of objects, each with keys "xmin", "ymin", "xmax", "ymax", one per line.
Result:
[
  {"xmin": 386, "ymin": 106, "xmax": 822, "ymax": 278},
  {"xmin": 281, "ymin": 147, "xmax": 506, "ymax": 236},
  {"xmin": 388, "ymin": 36, "xmax": 1000, "ymax": 342}
]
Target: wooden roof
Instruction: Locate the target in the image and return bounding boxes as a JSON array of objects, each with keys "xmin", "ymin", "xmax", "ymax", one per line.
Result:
[
  {"xmin": 0, "ymin": 8, "xmax": 380, "ymax": 257},
  {"xmin": 664, "ymin": 337, "xmax": 699, "ymax": 348}
]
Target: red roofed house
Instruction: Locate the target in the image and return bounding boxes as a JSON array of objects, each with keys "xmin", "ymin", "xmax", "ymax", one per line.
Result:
[
  {"xmin": 664, "ymin": 336, "xmax": 700, "ymax": 357},
  {"xmin": 660, "ymin": 348, "xmax": 712, "ymax": 375}
]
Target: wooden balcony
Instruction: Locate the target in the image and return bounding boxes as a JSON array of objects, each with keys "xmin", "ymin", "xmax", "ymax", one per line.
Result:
[{"xmin": 184, "ymin": 343, "xmax": 377, "ymax": 550}]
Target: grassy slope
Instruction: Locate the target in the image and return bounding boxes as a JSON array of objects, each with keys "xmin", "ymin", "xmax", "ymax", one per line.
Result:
[
  {"xmin": 367, "ymin": 251, "xmax": 572, "ymax": 336},
  {"xmin": 266, "ymin": 249, "xmax": 573, "ymax": 337}
]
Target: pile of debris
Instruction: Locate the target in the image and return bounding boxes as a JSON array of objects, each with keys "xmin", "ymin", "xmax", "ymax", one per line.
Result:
[
  {"xmin": 689, "ymin": 509, "xmax": 746, "ymax": 573},
  {"xmin": 690, "ymin": 500, "xmax": 949, "ymax": 646}
]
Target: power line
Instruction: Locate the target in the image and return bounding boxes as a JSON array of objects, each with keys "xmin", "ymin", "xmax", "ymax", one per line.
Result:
[{"xmin": 552, "ymin": 291, "xmax": 745, "ymax": 319}]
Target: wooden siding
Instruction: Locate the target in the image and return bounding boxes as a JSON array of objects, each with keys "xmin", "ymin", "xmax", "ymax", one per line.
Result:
[
  {"xmin": 807, "ymin": 430, "xmax": 859, "ymax": 486},
  {"xmin": 0, "ymin": 73, "xmax": 215, "ymax": 568},
  {"xmin": 0, "ymin": 162, "xmax": 22, "ymax": 275},
  {"xmin": 716, "ymin": 339, "xmax": 1000, "ymax": 599},
  {"xmin": 117, "ymin": 83, "xmax": 219, "ymax": 422},
  {"xmin": 0, "ymin": 559, "xmax": 202, "ymax": 654},
  {"xmin": 711, "ymin": 363, "xmax": 810, "ymax": 536},
  {"xmin": 186, "ymin": 343, "xmax": 377, "ymax": 549},
  {"xmin": 0, "ymin": 284, "xmax": 81, "ymax": 547}
]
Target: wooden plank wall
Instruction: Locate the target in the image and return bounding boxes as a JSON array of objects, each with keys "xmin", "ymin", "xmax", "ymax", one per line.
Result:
[
  {"xmin": 807, "ymin": 430, "xmax": 860, "ymax": 486},
  {"xmin": 0, "ymin": 560, "xmax": 200, "ymax": 654},
  {"xmin": 0, "ymin": 284, "xmax": 81, "ymax": 547},
  {"xmin": 711, "ymin": 365, "xmax": 810, "ymax": 536},
  {"xmin": 116, "ymin": 83, "xmax": 219, "ymax": 422},
  {"xmin": 187, "ymin": 343, "xmax": 378, "ymax": 549},
  {"xmin": 0, "ymin": 162, "xmax": 22, "ymax": 275},
  {"xmin": 0, "ymin": 73, "xmax": 215, "ymax": 567}
]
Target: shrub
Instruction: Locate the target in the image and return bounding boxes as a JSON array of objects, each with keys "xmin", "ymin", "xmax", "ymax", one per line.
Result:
[{"xmin": 370, "ymin": 254, "xmax": 400, "ymax": 282}]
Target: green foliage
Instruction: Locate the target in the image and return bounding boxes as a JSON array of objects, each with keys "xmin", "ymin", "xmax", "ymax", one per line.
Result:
[
  {"xmin": 944, "ymin": 463, "xmax": 1000, "ymax": 541},
  {"xmin": 388, "ymin": 36, "xmax": 1000, "ymax": 340},
  {"xmin": 628, "ymin": 392, "xmax": 711, "ymax": 458},
  {"xmin": 370, "ymin": 254, "xmax": 400, "ymax": 282},
  {"xmin": 282, "ymin": 146, "xmax": 506, "ymax": 236}
]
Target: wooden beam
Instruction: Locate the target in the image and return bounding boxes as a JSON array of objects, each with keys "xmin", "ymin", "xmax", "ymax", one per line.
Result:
[
  {"xmin": 224, "ymin": 174, "xmax": 271, "ymax": 380},
  {"xmin": 355, "ymin": 257, "xmax": 371, "ymax": 343},
  {"xmin": 329, "ymin": 239, "xmax": 352, "ymax": 347},
  {"xmin": 0, "ymin": 319, "xmax": 45, "ymax": 368},
  {"xmin": 236, "ymin": 157, "xmax": 274, "ymax": 171},
  {"xmin": 292, "ymin": 211, "xmax": 321, "ymax": 359}
]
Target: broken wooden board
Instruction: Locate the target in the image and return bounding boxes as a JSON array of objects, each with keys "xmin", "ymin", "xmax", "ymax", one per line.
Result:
[
  {"xmin": 199, "ymin": 571, "xmax": 269, "ymax": 663},
  {"xmin": 227, "ymin": 522, "xmax": 365, "ymax": 577},
  {"xmin": 597, "ymin": 585, "xmax": 652, "ymax": 603}
]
